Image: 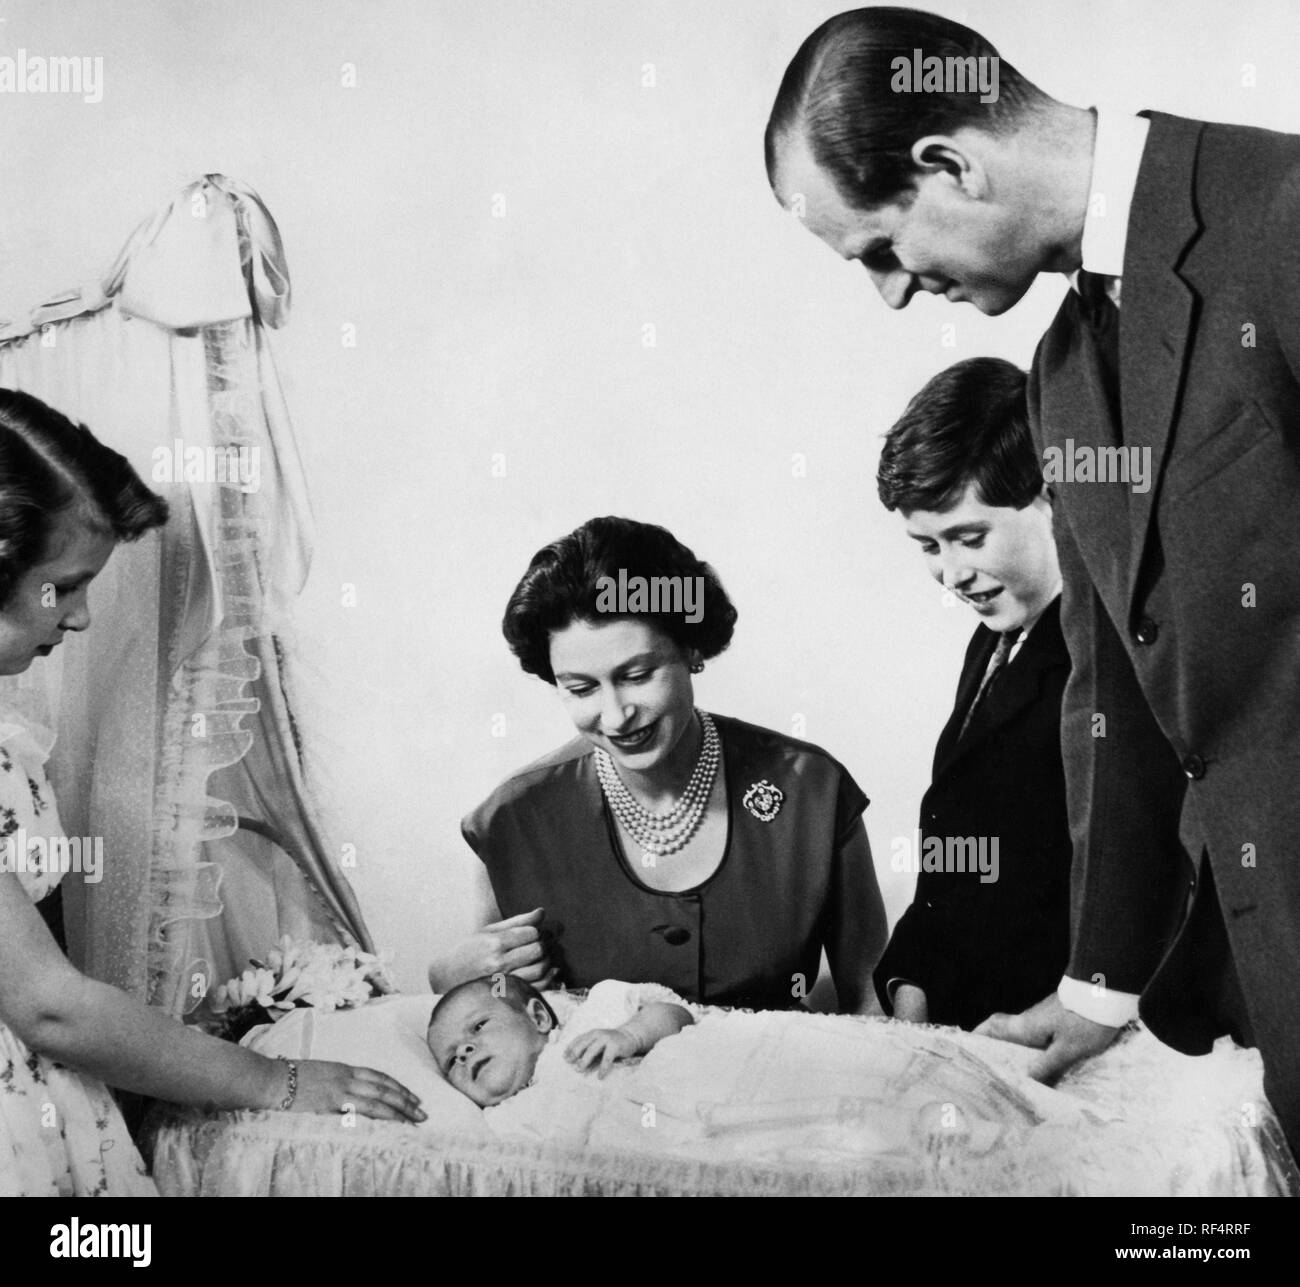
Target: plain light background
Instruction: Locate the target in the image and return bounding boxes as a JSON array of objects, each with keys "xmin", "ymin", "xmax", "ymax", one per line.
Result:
[{"xmin": 2, "ymin": 0, "xmax": 1297, "ymax": 992}]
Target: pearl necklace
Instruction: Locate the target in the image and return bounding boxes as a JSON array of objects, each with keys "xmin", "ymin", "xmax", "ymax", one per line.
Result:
[{"xmin": 595, "ymin": 711, "xmax": 720, "ymax": 861}]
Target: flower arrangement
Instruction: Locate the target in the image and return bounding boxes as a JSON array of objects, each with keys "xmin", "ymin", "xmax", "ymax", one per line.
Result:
[{"xmin": 207, "ymin": 937, "xmax": 394, "ymax": 1042}]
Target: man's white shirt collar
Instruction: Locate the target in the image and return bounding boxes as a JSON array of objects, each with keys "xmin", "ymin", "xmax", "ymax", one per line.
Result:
[{"xmin": 1071, "ymin": 110, "xmax": 1150, "ymax": 303}]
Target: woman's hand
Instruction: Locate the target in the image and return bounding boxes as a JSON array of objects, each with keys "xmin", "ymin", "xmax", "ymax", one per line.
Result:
[
  {"xmin": 426, "ymin": 907, "xmax": 556, "ymax": 992},
  {"xmin": 564, "ymin": 1028, "xmax": 639, "ymax": 1077},
  {"xmin": 286, "ymin": 1060, "xmax": 427, "ymax": 1123}
]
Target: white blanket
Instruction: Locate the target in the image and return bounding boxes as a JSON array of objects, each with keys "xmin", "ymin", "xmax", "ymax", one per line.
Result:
[{"xmin": 479, "ymin": 982, "xmax": 1294, "ymax": 1195}]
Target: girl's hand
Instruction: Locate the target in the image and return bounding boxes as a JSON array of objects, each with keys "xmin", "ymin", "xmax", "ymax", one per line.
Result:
[
  {"xmin": 286, "ymin": 1060, "xmax": 427, "ymax": 1123},
  {"xmin": 564, "ymin": 1028, "xmax": 639, "ymax": 1077}
]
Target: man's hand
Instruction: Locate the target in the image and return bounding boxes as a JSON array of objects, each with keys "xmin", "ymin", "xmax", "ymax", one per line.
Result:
[
  {"xmin": 565, "ymin": 1027, "xmax": 639, "ymax": 1077},
  {"xmin": 891, "ymin": 983, "xmax": 928, "ymax": 1024},
  {"xmin": 426, "ymin": 908, "xmax": 556, "ymax": 993},
  {"xmin": 974, "ymin": 992, "xmax": 1122, "ymax": 1083}
]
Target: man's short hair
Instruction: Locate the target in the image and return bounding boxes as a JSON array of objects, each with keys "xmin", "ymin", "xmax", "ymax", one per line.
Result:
[
  {"xmin": 877, "ymin": 357, "xmax": 1041, "ymax": 514},
  {"xmin": 766, "ymin": 7, "xmax": 1048, "ymax": 208}
]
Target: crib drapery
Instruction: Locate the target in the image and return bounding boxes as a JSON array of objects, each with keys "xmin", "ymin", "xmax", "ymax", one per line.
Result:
[{"xmin": 0, "ymin": 175, "xmax": 377, "ymax": 1016}]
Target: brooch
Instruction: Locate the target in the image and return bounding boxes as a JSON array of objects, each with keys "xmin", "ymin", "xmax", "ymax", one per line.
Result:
[{"xmin": 742, "ymin": 779, "xmax": 784, "ymax": 823}]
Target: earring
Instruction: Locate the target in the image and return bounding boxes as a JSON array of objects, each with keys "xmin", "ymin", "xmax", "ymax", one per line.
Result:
[{"xmin": 690, "ymin": 661, "xmax": 704, "ymax": 674}]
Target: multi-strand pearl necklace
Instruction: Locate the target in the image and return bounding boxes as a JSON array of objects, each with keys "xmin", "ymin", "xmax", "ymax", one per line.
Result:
[{"xmin": 595, "ymin": 710, "xmax": 720, "ymax": 863}]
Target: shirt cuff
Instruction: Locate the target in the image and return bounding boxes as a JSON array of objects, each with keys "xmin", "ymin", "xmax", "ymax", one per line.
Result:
[
  {"xmin": 1057, "ymin": 975, "xmax": 1140, "ymax": 1027},
  {"xmin": 884, "ymin": 977, "xmax": 916, "ymax": 1003}
]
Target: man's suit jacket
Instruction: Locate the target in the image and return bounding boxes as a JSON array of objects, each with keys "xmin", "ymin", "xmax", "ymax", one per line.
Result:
[
  {"xmin": 874, "ymin": 600, "xmax": 1073, "ymax": 1030},
  {"xmin": 1028, "ymin": 112, "xmax": 1300, "ymax": 1142}
]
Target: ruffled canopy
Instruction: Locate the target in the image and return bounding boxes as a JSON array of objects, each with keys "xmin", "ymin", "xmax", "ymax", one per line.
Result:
[{"xmin": 0, "ymin": 175, "xmax": 377, "ymax": 1017}]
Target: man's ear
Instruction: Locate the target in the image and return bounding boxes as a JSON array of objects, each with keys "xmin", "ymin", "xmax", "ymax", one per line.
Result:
[
  {"xmin": 909, "ymin": 135, "xmax": 987, "ymax": 199},
  {"xmin": 525, "ymin": 997, "xmax": 555, "ymax": 1034}
]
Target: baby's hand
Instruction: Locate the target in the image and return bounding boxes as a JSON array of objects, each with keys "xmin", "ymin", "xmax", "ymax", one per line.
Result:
[{"xmin": 564, "ymin": 1027, "xmax": 639, "ymax": 1077}]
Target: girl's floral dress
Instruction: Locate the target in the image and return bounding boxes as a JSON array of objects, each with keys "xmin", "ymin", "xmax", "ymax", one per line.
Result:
[{"xmin": 0, "ymin": 712, "xmax": 156, "ymax": 1196}]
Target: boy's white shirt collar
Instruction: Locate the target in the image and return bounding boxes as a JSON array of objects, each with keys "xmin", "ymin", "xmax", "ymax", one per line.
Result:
[
  {"xmin": 1006, "ymin": 585, "xmax": 1062, "ymax": 663},
  {"xmin": 1070, "ymin": 109, "xmax": 1150, "ymax": 303}
]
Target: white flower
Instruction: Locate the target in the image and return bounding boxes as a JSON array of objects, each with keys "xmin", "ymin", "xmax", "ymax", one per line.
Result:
[
  {"xmin": 212, "ymin": 936, "xmax": 389, "ymax": 1031},
  {"xmin": 239, "ymin": 967, "xmax": 278, "ymax": 1009}
]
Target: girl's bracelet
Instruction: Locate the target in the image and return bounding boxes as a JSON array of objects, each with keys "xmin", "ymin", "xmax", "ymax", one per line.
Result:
[{"xmin": 276, "ymin": 1057, "xmax": 299, "ymax": 1111}]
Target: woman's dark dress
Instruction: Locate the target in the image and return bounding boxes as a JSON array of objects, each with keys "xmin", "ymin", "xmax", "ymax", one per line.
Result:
[{"xmin": 462, "ymin": 714, "xmax": 868, "ymax": 1010}]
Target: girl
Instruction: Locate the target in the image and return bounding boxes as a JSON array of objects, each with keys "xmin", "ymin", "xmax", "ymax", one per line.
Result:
[{"xmin": 0, "ymin": 389, "xmax": 423, "ymax": 1196}]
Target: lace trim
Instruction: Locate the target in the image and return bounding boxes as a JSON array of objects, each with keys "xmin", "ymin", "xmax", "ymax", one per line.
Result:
[
  {"xmin": 145, "ymin": 316, "xmax": 339, "ymax": 1013},
  {"xmin": 144, "ymin": 1097, "xmax": 1295, "ymax": 1198}
]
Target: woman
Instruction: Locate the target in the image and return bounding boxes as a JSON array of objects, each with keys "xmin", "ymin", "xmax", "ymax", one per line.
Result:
[
  {"xmin": 430, "ymin": 516, "xmax": 886, "ymax": 1012},
  {"xmin": 0, "ymin": 389, "xmax": 423, "ymax": 1197}
]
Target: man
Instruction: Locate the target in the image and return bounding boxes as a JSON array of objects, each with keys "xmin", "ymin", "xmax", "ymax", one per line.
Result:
[
  {"xmin": 766, "ymin": 7, "xmax": 1300, "ymax": 1153},
  {"xmin": 875, "ymin": 357, "xmax": 1070, "ymax": 1031}
]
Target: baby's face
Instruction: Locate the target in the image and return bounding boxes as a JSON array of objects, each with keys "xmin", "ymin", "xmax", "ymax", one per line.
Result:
[{"xmin": 427, "ymin": 989, "xmax": 551, "ymax": 1107}]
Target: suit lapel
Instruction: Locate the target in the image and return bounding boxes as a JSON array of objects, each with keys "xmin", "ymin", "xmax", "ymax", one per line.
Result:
[
  {"xmin": 934, "ymin": 626, "xmax": 996, "ymax": 770},
  {"xmin": 1121, "ymin": 113, "xmax": 1203, "ymax": 609},
  {"xmin": 1038, "ymin": 294, "xmax": 1130, "ymax": 595},
  {"xmin": 933, "ymin": 601, "xmax": 1069, "ymax": 780}
]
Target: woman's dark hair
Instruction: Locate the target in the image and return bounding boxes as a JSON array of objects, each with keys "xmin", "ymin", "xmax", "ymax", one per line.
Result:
[
  {"xmin": 0, "ymin": 388, "xmax": 170, "ymax": 606},
  {"xmin": 765, "ymin": 7, "xmax": 1049, "ymax": 208},
  {"xmin": 502, "ymin": 516, "xmax": 738, "ymax": 685},
  {"xmin": 877, "ymin": 357, "xmax": 1041, "ymax": 514}
]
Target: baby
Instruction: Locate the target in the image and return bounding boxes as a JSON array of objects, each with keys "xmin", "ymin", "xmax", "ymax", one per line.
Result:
[{"xmin": 427, "ymin": 974, "xmax": 693, "ymax": 1107}]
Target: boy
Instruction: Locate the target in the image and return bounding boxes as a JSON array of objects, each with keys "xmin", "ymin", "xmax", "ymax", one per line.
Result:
[{"xmin": 874, "ymin": 357, "xmax": 1069, "ymax": 1030}]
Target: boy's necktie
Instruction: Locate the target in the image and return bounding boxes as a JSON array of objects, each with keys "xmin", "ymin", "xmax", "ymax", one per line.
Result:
[{"xmin": 959, "ymin": 628, "xmax": 1022, "ymax": 740}]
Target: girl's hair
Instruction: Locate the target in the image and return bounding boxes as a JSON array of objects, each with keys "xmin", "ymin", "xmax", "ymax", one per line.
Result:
[
  {"xmin": 502, "ymin": 516, "xmax": 738, "ymax": 685},
  {"xmin": 876, "ymin": 357, "xmax": 1040, "ymax": 514},
  {"xmin": 0, "ymin": 388, "xmax": 170, "ymax": 606},
  {"xmin": 765, "ymin": 7, "xmax": 1049, "ymax": 208}
]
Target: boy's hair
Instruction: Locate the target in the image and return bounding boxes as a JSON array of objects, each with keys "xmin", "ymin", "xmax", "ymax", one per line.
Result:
[
  {"xmin": 765, "ymin": 7, "xmax": 1049, "ymax": 208},
  {"xmin": 502, "ymin": 516, "xmax": 737, "ymax": 685},
  {"xmin": 428, "ymin": 973, "xmax": 558, "ymax": 1033},
  {"xmin": 876, "ymin": 357, "xmax": 1041, "ymax": 514},
  {"xmin": 0, "ymin": 388, "xmax": 169, "ymax": 606}
]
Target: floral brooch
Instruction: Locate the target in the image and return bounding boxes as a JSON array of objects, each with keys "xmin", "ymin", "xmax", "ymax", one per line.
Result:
[{"xmin": 742, "ymin": 779, "xmax": 784, "ymax": 823}]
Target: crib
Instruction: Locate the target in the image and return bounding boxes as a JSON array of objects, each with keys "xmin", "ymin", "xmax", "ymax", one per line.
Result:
[{"xmin": 144, "ymin": 991, "xmax": 1299, "ymax": 1197}]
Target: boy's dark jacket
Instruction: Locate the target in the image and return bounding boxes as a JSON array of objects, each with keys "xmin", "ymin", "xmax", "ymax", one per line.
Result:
[{"xmin": 874, "ymin": 598, "xmax": 1071, "ymax": 1030}]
